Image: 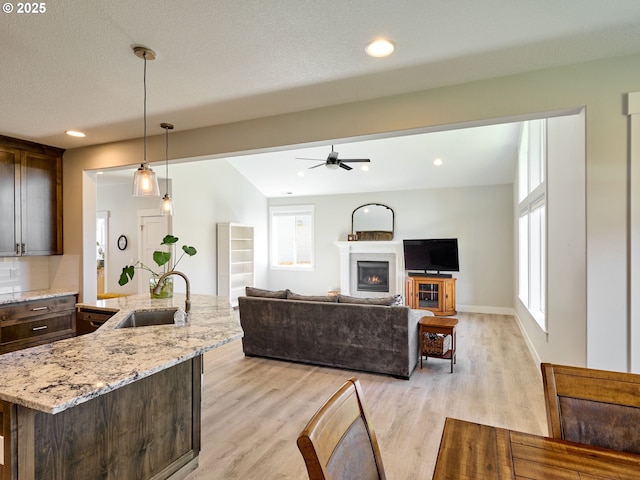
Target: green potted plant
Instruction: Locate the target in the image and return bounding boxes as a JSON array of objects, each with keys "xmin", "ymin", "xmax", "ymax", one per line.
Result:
[{"xmin": 118, "ymin": 234, "xmax": 197, "ymax": 298}]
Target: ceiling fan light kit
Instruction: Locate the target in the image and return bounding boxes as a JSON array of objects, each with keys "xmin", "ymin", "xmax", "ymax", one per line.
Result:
[{"xmin": 132, "ymin": 46, "xmax": 161, "ymax": 197}]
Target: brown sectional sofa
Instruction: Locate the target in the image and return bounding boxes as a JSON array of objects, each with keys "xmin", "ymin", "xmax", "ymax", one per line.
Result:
[{"xmin": 237, "ymin": 288, "xmax": 426, "ymax": 379}]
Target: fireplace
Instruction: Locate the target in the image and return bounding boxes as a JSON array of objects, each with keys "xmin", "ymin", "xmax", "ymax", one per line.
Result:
[
  {"xmin": 335, "ymin": 241, "xmax": 404, "ymax": 298},
  {"xmin": 357, "ymin": 261, "xmax": 390, "ymax": 292}
]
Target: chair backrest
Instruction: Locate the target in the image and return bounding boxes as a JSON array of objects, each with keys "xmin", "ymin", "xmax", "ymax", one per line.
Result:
[
  {"xmin": 541, "ymin": 363, "xmax": 640, "ymax": 454},
  {"xmin": 297, "ymin": 378, "xmax": 386, "ymax": 480}
]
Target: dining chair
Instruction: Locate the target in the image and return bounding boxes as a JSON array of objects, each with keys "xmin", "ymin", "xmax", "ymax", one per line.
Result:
[
  {"xmin": 297, "ymin": 377, "xmax": 386, "ymax": 480},
  {"xmin": 541, "ymin": 362, "xmax": 640, "ymax": 454}
]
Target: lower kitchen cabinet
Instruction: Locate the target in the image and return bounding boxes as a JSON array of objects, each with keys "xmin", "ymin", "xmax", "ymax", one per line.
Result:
[{"xmin": 0, "ymin": 295, "xmax": 77, "ymax": 354}]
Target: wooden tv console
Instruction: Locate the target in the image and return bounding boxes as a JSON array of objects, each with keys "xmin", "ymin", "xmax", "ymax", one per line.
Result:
[{"xmin": 405, "ymin": 275, "xmax": 456, "ymax": 316}]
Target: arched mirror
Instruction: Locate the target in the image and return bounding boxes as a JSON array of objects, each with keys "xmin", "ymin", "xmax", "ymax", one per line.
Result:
[{"xmin": 351, "ymin": 203, "xmax": 394, "ymax": 240}]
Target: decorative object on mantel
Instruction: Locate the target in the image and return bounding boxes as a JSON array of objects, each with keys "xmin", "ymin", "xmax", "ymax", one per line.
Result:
[
  {"xmin": 352, "ymin": 203, "xmax": 394, "ymax": 240},
  {"xmin": 296, "ymin": 145, "xmax": 371, "ymax": 171},
  {"xmin": 348, "ymin": 233, "xmax": 357, "ymax": 241},
  {"xmin": 160, "ymin": 122, "xmax": 174, "ymax": 215},
  {"xmin": 118, "ymin": 234, "xmax": 197, "ymax": 298},
  {"xmin": 131, "ymin": 46, "xmax": 161, "ymax": 197}
]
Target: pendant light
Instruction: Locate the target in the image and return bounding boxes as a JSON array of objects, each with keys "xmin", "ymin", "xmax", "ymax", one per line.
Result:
[
  {"xmin": 160, "ymin": 122, "xmax": 174, "ymax": 215},
  {"xmin": 132, "ymin": 46, "xmax": 161, "ymax": 197}
]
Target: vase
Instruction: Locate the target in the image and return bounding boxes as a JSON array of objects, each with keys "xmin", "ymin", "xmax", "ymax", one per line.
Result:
[{"xmin": 149, "ymin": 276, "xmax": 173, "ymax": 299}]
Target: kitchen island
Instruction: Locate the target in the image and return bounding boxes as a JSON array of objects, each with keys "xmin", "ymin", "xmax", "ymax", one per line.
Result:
[{"xmin": 0, "ymin": 293, "xmax": 242, "ymax": 480}]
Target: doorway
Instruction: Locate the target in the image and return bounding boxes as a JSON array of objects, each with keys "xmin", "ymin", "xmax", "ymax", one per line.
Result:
[{"xmin": 137, "ymin": 210, "xmax": 172, "ymax": 294}]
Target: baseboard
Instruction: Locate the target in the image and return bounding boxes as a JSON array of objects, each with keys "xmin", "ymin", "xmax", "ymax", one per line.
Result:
[
  {"xmin": 456, "ymin": 304, "xmax": 515, "ymax": 316},
  {"xmin": 511, "ymin": 310, "xmax": 542, "ymax": 367}
]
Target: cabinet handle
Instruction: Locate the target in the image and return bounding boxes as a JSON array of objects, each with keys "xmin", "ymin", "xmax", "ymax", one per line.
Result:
[
  {"xmin": 32, "ymin": 325, "xmax": 48, "ymax": 331},
  {"xmin": 21, "ymin": 243, "xmax": 26, "ymax": 254},
  {"xmin": 31, "ymin": 306, "xmax": 49, "ymax": 311},
  {"xmin": 15, "ymin": 243, "xmax": 20, "ymax": 255}
]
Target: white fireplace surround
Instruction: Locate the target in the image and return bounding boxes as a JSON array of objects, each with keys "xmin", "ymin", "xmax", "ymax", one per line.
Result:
[{"xmin": 335, "ymin": 241, "xmax": 405, "ymax": 298}]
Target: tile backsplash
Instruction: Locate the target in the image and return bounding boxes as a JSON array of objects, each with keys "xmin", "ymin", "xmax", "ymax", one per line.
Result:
[{"xmin": 0, "ymin": 257, "xmax": 49, "ymax": 294}]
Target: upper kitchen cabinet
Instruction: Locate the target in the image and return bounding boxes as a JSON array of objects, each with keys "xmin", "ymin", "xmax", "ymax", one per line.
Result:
[{"xmin": 0, "ymin": 136, "xmax": 64, "ymax": 257}]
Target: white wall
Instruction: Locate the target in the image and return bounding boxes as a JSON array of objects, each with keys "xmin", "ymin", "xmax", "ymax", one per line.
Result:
[
  {"xmin": 96, "ymin": 159, "xmax": 268, "ymax": 297},
  {"xmin": 514, "ymin": 112, "xmax": 586, "ymax": 367},
  {"xmin": 61, "ymin": 53, "xmax": 640, "ymax": 372},
  {"xmin": 267, "ymin": 184, "xmax": 513, "ymax": 311}
]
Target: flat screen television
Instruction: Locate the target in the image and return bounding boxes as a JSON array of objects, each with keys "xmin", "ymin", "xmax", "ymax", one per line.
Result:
[{"xmin": 403, "ymin": 238, "xmax": 459, "ymax": 276}]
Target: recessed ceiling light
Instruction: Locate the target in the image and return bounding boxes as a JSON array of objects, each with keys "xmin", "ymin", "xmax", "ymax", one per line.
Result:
[
  {"xmin": 433, "ymin": 158, "xmax": 443, "ymax": 166},
  {"xmin": 365, "ymin": 39, "xmax": 395, "ymax": 58},
  {"xmin": 361, "ymin": 165, "xmax": 369, "ymax": 172},
  {"xmin": 65, "ymin": 130, "xmax": 86, "ymax": 138},
  {"xmin": 297, "ymin": 171, "xmax": 305, "ymax": 177}
]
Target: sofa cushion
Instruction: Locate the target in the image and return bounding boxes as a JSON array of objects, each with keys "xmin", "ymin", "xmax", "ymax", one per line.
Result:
[
  {"xmin": 337, "ymin": 294, "xmax": 400, "ymax": 306},
  {"xmin": 287, "ymin": 291, "xmax": 338, "ymax": 302},
  {"xmin": 245, "ymin": 286, "xmax": 289, "ymax": 298}
]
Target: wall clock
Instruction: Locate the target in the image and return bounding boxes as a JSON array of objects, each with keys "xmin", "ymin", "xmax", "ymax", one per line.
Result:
[{"xmin": 117, "ymin": 235, "xmax": 128, "ymax": 251}]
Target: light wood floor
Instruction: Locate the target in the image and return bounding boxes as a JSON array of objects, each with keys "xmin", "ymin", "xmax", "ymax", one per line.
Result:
[{"xmin": 185, "ymin": 312, "xmax": 548, "ymax": 479}]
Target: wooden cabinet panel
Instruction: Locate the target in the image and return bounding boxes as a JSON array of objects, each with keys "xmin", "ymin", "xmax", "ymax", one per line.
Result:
[
  {"xmin": 20, "ymin": 150, "xmax": 63, "ymax": 255},
  {"xmin": 76, "ymin": 308, "xmax": 115, "ymax": 335},
  {"xmin": 10, "ymin": 356, "xmax": 201, "ymax": 480},
  {"xmin": 0, "ymin": 136, "xmax": 64, "ymax": 257},
  {"xmin": 406, "ymin": 276, "xmax": 456, "ymax": 316},
  {"xmin": 0, "ymin": 146, "xmax": 20, "ymax": 256},
  {"xmin": 0, "ymin": 295, "xmax": 77, "ymax": 354}
]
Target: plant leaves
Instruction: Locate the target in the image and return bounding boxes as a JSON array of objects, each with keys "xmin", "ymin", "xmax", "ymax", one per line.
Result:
[
  {"xmin": 153, "ymin": 251, "xmax": 172, "ymax": 267},
  {"xmin": 118, "ymin": 265, "xmax": 135, "ymax": 286},
  {"xmin": 182, "ymin": 245, "xmax": 197, "ymax": 256},
  {"xmin": 161, "ymin": 234, "xmax": 178, "ymax": 245}
]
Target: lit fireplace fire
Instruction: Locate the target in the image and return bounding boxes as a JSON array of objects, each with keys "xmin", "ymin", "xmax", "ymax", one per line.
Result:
[
  {"xmin": 363, "ymin": 275, "xmax": 383, "ymax": 285},
  {"xmin": 357, "ymin": 260, "xmax": 390, "ymax": 292}
]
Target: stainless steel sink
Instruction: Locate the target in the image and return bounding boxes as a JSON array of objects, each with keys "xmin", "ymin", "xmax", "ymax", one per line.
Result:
[{"xmin": 117, "ymin": 308, "xmax": 178, "ymax": 328}]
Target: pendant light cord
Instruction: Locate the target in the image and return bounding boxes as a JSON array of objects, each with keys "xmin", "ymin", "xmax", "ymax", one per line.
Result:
[
  {"xmin": 165, "ymin": 127, "xmax": 169, "ymax": 194},
  {"xmin": 143, "ymin": 50, "xmax": 148, "ymax": 165}
]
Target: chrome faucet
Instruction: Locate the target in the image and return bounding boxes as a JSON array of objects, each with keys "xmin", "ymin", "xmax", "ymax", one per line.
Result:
[{"xmin": 153, "ymin": 270, "xmax": 191, "ymax": 314}]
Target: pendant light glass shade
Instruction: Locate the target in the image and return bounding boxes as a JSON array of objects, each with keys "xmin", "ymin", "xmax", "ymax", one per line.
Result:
[
  {"xmin": 160, "ymin": 122, "xmax": 174, "ymax": 215},
  {"xmin": 161, "ymin": 193, "xmax": 174, "ymax": 215},
  {"xmin": 132, "ymin": 164, "xmax": 160, "ymax": 196},
  {"xmin": 132, "ymin": 46, "xmax": 161, "ymax": 197}
]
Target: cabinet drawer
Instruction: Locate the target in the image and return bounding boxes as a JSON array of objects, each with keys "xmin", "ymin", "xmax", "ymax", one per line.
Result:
[
  {"xmin": 1, "ymin": 312, "xmax": 74, "ymax": 345},
  {"xmin": 0, "ymin": 295, "xmax": 77, "ymax": 322},
  {"xmin": 76, "ymin": 309, "xmax": 115, "ymax": 335}
]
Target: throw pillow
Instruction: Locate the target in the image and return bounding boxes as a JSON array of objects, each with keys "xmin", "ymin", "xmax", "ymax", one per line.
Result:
[
  {"xmin": 287, "ymin": 292, "xmax": 338, "ymax": 303},
  {"xmin": 337, "ymin": 295, "xmax": 397, "ymax": 306},
  {"xmin": 245, "ymin": 286, "xmax": 289, "ymax": 299}
]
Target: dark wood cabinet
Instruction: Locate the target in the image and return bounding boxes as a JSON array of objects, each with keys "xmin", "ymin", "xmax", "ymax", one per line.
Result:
[
  {"xmin": 76, "ymin": 307, "xmax": 115, "ymax": 335},
  {"xmin": 0, "ymin": 136, "xmax": 64, "ymax": 257},
  {"xmin": 406, "ymin": 275, "xmax": 457, "ymax": 316},
  {"xmin": 2, "ymin": 356, "xmax": 202, "ymax": 480},
  {"xmin": 0, "ymin": 295, "xmax": 77, "ymax": 354}
]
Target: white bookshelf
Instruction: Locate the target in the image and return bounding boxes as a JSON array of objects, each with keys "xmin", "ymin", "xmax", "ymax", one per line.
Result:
[{"xmin": 217, "ymin": 223, "xmax": 254, "ymax": 307}]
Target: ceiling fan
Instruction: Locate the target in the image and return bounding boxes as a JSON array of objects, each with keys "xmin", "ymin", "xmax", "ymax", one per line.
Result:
[{"xmin": 297, "ymin": 145, "xmax": 370, "ymax": 171}]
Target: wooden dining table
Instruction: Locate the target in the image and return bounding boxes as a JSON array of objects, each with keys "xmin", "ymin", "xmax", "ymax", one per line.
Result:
[{"xmin": 432, "ymin": 417, "xmax": 640, "ymax": 479}]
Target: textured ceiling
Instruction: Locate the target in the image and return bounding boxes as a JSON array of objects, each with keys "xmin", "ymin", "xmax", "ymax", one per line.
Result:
[
  {"xmin": 4, "ymin": 1, "xmax": 639, "ymax": 197},
  {"xmin": 2, "ymin": 0, "xmax": 640, "ymax": 149}
]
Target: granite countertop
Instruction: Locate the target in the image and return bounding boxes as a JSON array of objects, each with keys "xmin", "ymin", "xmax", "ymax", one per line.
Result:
[
  {"xmin": 0, "ymin": 288, "xmax": 79, "ymax": 305},
  {"xmin": 0, "ymin": 293, "xmax": 242, "ymax": 414}
]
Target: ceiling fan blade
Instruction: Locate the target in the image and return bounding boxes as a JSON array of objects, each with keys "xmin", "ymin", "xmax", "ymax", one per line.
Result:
[
  {"xmin": 339, "ymin": 162, "xmax": 353, "ymax": 171},
  {"xmin": 297, "ymin": 157, "xmax": 324, "ymax": 161},
  {"xmin": 340, "ymin": 158, "xmax": 370, "ymax": 163},
  {"xmin": 308, "ymin": 162, "xmax": 326, "ymax": 169}
]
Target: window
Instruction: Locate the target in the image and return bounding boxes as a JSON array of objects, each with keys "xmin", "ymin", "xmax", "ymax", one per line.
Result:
[
  {"xmin": 269, "ymin": 205, "xmax": 314, "ymax": 269},
  {"xmin": 518, "ymin": 120, "xmax": 546, "ymax": 330}
]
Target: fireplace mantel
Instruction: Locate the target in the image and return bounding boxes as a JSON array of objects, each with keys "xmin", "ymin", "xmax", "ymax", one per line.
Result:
[{"xmin": 335, "ymin": 241, "xmax": 405, "ymax": 297}]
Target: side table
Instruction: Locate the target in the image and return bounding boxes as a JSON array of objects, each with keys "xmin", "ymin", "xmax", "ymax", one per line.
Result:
[{"xmin": 419, "ymin": 317, "xmax": 458, "ymax": 373}]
